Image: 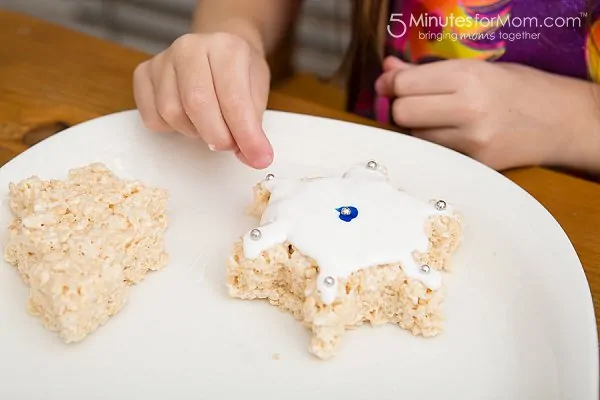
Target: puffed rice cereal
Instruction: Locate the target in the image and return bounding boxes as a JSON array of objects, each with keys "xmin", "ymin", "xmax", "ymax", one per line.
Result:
[
  {"xmin": 4, "ymin": 163, "xmax": 169, "ymax": 343},
  {"xmin": 226, "ymin": 168, "xmax": 463, "ymax": 360}
]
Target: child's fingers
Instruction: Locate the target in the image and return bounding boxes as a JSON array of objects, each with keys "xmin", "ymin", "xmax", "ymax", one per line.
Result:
[
  {"xmin": 382, "ymin": 56, "xmax": 413, "ymax": 72},
  {"xmin": 249, "ymin": 64, "xmax": 271, "ymax": 125},
  {"xmin": 209, "ymin": 39, "xmax": 273, "ymax": 169},
  {"xmin": 234, "ymin": 146, "xmax": 250, "ymax": 165},
  {"xmin": 391, "ymin": 95, "xmax": 465, "ymax": 128},
  {"xmin": 133, "ymin": 62, "xmax": 171, "ymax": 133},
  {"xmin": 376, "ymin": 61, "xmax": 461, "ymax": 97},
  {"xmin": 154, "ymin": 64, "xmax": 199, "ymax": 138},
  {"xmin": 174, "ymin": 53, "xmax": 236, "ymax": 151}
]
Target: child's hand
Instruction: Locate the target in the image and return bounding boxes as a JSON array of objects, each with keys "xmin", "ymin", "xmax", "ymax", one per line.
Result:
[
  {"xmin": 133, "ymin": 33, "xmax": 273, "ymax": 169},
  {"xmin": 375, "ymin": 56, "xmax": 600, "ymax": 172}
]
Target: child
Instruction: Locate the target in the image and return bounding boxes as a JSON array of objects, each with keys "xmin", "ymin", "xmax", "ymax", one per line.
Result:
[{"xmin": 133, "ymin": 0, "xmax": 600, "ymax": 177}]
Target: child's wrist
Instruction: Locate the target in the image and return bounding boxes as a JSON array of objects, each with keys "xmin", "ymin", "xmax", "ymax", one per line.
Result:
[
  {"xmin": 193, "ymin": 17, "xmax": 267, "ymax": 57},
  {"xmin": 546, "ymin": 83, "xmax": 600, "ymax": 175}
]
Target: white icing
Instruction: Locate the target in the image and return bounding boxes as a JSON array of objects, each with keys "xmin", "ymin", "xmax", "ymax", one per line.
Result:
[{"xmin": 242, "ymin": 163, "xmax": 455, "ymax": 305}]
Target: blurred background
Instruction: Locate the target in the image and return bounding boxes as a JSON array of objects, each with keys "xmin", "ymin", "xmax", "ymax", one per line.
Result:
[{"xmin": 1, "ymin": 0, "xmax": 352, "ymax": 108}]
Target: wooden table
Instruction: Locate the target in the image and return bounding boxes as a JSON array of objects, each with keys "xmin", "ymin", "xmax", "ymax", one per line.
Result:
[{"xmin": 1, "ymin": 10, "xmax": 600, "ymax": 334}]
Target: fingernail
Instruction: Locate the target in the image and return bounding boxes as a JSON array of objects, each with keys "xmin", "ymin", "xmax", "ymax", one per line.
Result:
[{"xmin": 207, "ymin": 144, "xmax": 217, "ymax": 151}]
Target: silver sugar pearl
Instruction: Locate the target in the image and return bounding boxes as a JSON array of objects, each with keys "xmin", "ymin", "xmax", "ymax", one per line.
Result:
[
  {"xmin": 323, "ymin": 276, "xmax": 335, "ymax": 287},
  {"xmin": 265, "ymin": 173, "xmax": 275, "ymax": 181},
  {"xmin": 420, "ymin": 264, "xmax": 431, "ymax": 274},
  {"xmin": 249, "ymin": 228, "xmax": 262, "ymax": 241},
  {"xmin": 435, "ymin": 200, "xmax": 447, "ymax": 211},
  {"xmin": 366, "ymin": 160, "xmax": 378, "ymax": 170},
  {"xmin": 340, "ymin": 207, "xmax": 351, "ymax": 216}
]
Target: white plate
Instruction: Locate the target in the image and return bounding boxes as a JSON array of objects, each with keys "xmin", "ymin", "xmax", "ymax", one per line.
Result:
[{"xmin": 0, "ymin": 110, "xmax": 597, "ymax": 400}]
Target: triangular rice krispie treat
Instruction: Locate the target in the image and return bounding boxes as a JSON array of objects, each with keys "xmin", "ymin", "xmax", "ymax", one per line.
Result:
[
  {"xmin": 4, "ymin": 163, "xmax": 169, "ymax": 343},
  {"xmin": 226, "ymin": 161, "xmax": 462, "ymax": 360}
]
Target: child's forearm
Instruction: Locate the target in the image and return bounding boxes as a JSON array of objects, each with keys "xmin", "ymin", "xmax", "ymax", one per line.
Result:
[
  {"xmin": 192, "ymin": 0, "xmax": 303, "ymax": 56},
  {"xmin": 550, "ymin": 79, "xmax": 600, "ymax": 176}
]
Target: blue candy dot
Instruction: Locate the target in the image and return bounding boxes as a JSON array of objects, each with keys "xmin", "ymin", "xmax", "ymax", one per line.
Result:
[{"xmin": 336, "ymin": 206, "xmax": 359, "ymax": 222}]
